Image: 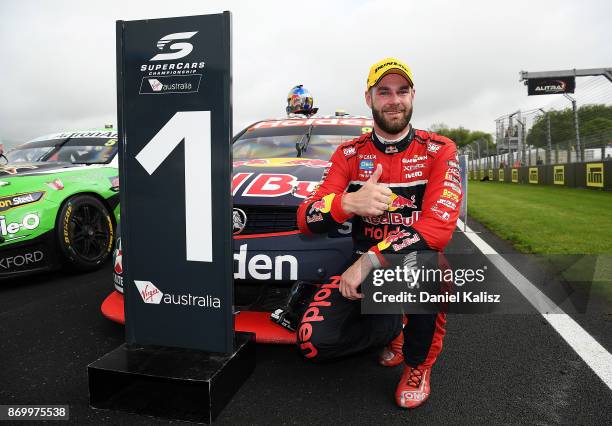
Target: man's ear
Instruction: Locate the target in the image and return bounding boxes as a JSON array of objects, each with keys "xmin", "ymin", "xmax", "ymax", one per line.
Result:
[{"xmin": 365, "ymin": 89, "xmax": 372, "ymax": 109}]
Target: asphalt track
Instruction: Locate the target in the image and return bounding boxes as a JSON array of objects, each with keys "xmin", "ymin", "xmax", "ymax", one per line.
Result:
[{"xmin": 1, "ymin": 219, "xmax": 611, "ymax": 425}]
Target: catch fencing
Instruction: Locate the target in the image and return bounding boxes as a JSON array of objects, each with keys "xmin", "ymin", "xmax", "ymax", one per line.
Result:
[{"xmin": 462, "ymin": 75, "xmax": 612, "ymax": 174}]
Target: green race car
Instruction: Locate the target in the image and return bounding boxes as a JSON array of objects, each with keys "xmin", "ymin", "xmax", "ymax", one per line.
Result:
[{"xmin": 0, "ymin": 129, "xmax": 120, "ymax": 278}]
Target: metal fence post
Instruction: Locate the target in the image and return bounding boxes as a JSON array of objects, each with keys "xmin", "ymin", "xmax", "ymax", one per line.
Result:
[
  {"xmin": 565, "ymin": 95, "xmax": 582, "ymax": 163},
  {"xmin": 529, "ymin": 146, "xmax": 532, "ymax": 165},
  {"xmin": 546, "ymin": 111, "xmax": 552, "ymax": 164}
]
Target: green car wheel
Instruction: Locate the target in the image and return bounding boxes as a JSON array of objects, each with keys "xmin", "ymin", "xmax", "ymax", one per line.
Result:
[{"xmin": 56, "ymin": 194, "xmax": 115, "ymax": 271}]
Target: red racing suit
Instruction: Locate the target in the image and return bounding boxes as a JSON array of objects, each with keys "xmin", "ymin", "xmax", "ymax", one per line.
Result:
[
  {"xmin": 295, "ymin": 128, "xmax": 462, "ymax": 367},
  {"xmin": 297, "ymin": 127, "xmax": 462, "ymax": 262}
]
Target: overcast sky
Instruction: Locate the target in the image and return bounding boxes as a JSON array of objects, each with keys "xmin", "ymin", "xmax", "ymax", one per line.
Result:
[{"xmin": 1, "ymin": 0, "xmax": 611, "ymax": 146}]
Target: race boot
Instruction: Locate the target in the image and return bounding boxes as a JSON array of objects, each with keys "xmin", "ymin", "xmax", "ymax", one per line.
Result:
[
  {"xmin": 395, "ymin": 365, "xmax": 431, "ymax": 409},
  {"xmin": 379, "ymin": 330, "xmax": 404, "ymax": 367},
  {"xmin": 379, "ymin": 316, "xmax": 407, "ymax": 367}
]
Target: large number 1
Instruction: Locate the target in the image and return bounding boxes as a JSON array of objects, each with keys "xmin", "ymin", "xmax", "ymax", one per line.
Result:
[{"xmin": 135, "ymin": 111, "xmax": 213, "ymax": 262}]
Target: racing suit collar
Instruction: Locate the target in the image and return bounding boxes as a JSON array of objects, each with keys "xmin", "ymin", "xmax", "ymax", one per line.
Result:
[{"xmin": 371, "ymin": 126, "xmax": 415, "ymax": 154}]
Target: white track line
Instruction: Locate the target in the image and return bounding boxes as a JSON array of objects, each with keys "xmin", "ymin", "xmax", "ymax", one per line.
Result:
[{"xmin": 457, "ymin": 219, "xmax": 612, "ymax": 391}]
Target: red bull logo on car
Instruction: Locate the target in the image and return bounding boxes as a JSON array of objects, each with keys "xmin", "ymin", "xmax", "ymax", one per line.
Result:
[
  {"xmin": 232, "ymin": 173, "xmax": 318, "ymax": 199},
  {"xmin": 387, "ymin": 193, "xmax": 417, "ymax": 211}
]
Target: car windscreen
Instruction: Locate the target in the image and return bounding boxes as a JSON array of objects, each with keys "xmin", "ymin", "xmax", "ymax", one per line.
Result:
[
  {"xmin": 233, "ymin": 125, "xmax": 368, "ymax": 160},
  {"xmin": 4, "ymin": 143, "xmax": 57, "ymax": 163},
  {"xmin": 5, "ymin": 136, "xmax": 118, "ymax": 164}
]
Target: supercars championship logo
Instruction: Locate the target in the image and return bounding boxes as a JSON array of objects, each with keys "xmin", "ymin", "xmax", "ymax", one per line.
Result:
[{"xmin": 139, "ymin": 31, "xmax": 204, "ymax": 95}]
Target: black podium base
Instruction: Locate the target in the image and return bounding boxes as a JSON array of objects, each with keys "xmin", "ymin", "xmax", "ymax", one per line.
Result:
[{"xmin": 88, "ymin": 332, "xmax": 255, "ymax": 423}]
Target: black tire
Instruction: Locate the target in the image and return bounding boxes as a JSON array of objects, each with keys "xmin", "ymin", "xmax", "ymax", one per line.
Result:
[{"xmin": 56, "ymin": 194, "xmax": 115, "ymax": 271}]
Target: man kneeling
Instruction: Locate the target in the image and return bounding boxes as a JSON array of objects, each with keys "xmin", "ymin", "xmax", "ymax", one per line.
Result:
[{"xmin": 295, "ymin": 57, "xmax": 461, "ymax": 409}]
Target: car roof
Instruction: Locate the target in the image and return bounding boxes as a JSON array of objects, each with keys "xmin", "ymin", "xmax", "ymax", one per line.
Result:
[
  {"xmin": 247, "ymin": 114, "xmax": 373, "ymax": 131},
  {"xmin": 27, "ymin": 129, "xmax": 118, "ymax": 143}
]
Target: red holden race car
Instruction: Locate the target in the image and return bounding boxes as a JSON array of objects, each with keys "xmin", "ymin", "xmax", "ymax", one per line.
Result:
[{"xmin": 101, "ymin": 115, "xmax": 374, "ymax": 343}]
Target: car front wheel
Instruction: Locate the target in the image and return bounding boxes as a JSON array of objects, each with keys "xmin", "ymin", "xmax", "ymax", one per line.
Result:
[{"xmin": 56, "ymin": 195, "xmax": 115, "ymax": 271}]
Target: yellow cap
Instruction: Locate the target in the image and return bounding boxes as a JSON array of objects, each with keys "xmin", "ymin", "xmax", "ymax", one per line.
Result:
[{"xmin": 366, "ymin": 57, "xmax": 414, "ymax": 91}]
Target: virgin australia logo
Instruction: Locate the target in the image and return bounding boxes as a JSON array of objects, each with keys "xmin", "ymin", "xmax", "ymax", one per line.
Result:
[
  {"xmin": 133, "ymin": 280, "xmax": 222, "ymax": 308},
  {"xmin": 148, "ymin": 79, "xmax": 163, "ymax": 92},
  {"xmin": 134, "ymin": 280, "xmax": 163, "ymax": 304}
]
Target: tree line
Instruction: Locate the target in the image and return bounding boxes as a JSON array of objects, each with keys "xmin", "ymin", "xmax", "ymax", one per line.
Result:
[
  {"xmin": 429, "ymin": 104, "xmax": 612, "ymax": 150},
  {"xmin": 428, "ymin": 123, "xmax": 493, "ymax": 148},
  {"xmin": 526, "ymin": 104, "xmax": 612, "ymax": 147}
]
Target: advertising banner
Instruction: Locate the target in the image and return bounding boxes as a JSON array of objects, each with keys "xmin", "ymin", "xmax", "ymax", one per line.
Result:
[
  {"xmin": 554, "ymin": 165, "xmax": 565, "ymax": 185},
  {"xmin": 586, "ymin": 163, "xmax": 604, "ymax": 188},
  {"xmin": 527, "ymin": 77, "xmax": 575, "ymax": 96},
  {"xmin": 529, "ymin": 167, "xmax": 538, "ymax": 184}
]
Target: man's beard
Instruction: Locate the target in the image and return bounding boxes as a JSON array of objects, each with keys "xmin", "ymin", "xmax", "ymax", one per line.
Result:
[{"xmin": 371, "ymin": 104, "xmax": 413, "ymax": 136}]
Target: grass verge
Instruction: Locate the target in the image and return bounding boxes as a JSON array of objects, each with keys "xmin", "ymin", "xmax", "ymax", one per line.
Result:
[{"xmin": 466, "ymin": 180, "xmax": 612, "ymax": 301}]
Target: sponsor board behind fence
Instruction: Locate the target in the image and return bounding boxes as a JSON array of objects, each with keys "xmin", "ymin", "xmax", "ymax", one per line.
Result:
[
  {"xmin": 586, "ymin": 163, "xmax": 604, "ymax": 188},
  {"xmin": 470, "ymin": 162, "xmax": 609, "ymax": 190},
  {"xmin": 554, "ymin": 165, "xmax": 565, "ymax": 185},
  {"xmin": 529, "ymin": 167, "xmax": 538, "ymax": 184}
]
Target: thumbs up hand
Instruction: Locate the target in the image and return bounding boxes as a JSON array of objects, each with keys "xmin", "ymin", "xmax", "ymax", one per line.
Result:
[
  {"xmin": 342, "ymin": 164, "xmax": 393, "ymax": 217},
  {"xmin": 368, "ymin": 163, "xmax": 383, "ymax": 184}
]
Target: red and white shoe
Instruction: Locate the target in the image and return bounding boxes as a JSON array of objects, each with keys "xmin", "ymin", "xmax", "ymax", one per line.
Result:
[
  {"xmin": 395, "ymin": 365, "xmax": 431, "ymax": 409},
  {"xmin": 379, "ymin": 331, "xmax": 404, "ymax": 367},
  {"xmin": 380, "ymin": 317, "xmax": 407, "ymax": 367}
]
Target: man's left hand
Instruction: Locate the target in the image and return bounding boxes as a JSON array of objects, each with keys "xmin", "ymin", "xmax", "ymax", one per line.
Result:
[{"xmin": 339, "ymin": 255, "xmax": 373, "ymax": 300}]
